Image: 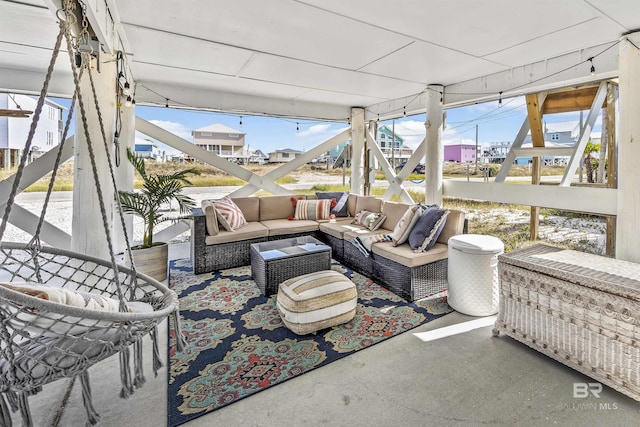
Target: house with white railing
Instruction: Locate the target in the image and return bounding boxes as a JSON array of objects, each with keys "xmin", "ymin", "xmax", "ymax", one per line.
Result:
[
  {"xmin": 268, "ymin": 148, "xmax": 303, "ymax": 163},
  {"xmin": 0, "ymin": 93, "xmax": 64, "ymax": 169},
  {"xmin": 191, "ymin": 124, "xmax": 249, "ymax": 163}
]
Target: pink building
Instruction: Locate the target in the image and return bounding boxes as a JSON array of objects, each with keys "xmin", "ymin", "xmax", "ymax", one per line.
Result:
[{"xmin": 444, "ymin": 143, "xmax": 476, "ymax": 163}]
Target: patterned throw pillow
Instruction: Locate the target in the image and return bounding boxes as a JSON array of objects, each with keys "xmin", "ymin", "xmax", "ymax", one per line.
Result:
[
  {"xmin": 391, "ymin": 204, "xmax": 423, "ymax": 246},
  {"xmin": 316, "ymin": 192, "xmax": 349, "ymax": 217},
  {"xmin": 352, "ymin": 210, "xmax": 387, "ymax": 231},
  {"xmin": 213, "ymin": 196, "xmax": 247, "ymax": 232},
  {"xmin": 294, "ymin": 199, "xmax": 332, "ymax": 220},
  {"xmin": 351, "ymin": 234, "xmax": 392, "ymax": 257},
  {"xmin": 409, "ymin": 206, "xmax": 450, "ymax": 252}
]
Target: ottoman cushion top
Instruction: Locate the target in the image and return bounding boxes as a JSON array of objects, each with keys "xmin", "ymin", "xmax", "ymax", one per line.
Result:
[{"xmin": 277, "ymin": 270, "xmax": 357, "ymax": 335}]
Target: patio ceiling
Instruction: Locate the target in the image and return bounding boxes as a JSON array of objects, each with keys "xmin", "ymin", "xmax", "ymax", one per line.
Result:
[{"xmin": 1, "ymin": 0, "xmax": 639, "ymax": 120}]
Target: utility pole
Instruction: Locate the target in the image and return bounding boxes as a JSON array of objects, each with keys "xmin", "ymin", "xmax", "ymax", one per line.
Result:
[
  {"xmin": 391, "ymin": 119, "xmax": 395, "ymax": 169},
  {"xmin": 475, "ymin": 123, "xmax": 479, "ymax": 174}
]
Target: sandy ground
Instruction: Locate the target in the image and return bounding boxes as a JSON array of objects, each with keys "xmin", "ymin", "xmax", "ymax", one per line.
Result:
[{"xmin": 1, "ymin": 172, "xmax": 607, "ymax": 254}]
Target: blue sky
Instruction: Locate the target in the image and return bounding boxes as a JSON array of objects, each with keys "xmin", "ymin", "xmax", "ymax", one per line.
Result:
[{"xmin": 56, "ymin": 95, "xmax": 599, "ymax": 156}]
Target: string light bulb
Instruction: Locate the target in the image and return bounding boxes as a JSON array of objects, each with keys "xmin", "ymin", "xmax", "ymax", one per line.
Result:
[
  {"xmin": 377, "ymin": 113, "xmax": 380, "ymax": 122},
  {"xmin": 403, "ymin": 106, "xmax": 406, "ymax": 117},
  {"xmin": 296, "ymin": 122, "xmax": 299, "ymax": 133},
  {"xmin": 124, "ymin": 96, "xmax": 133, "ymax": 108},
  {"xmin": 589, "ymin": 57, "xmax": 596, "ymax": 76},
  {"xmin": 498, "ymin": 91, "xmax": 503, "ymax": 107},
  {"xmin": 239, "ymin": 116, "xmax": 243, "ymax": 127},
  {"xmin": 165, "ymin": 98, "xmax": 169, "ymax": 108},
  {"xmin": 122, "ymin": 82, "xmax": 131, "ymax": 96}
]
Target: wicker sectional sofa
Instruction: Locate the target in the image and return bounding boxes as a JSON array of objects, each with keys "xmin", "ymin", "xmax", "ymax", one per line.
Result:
[{"xmin": 191, "ymin": 194, "xmax": 466, "ymax": 301}]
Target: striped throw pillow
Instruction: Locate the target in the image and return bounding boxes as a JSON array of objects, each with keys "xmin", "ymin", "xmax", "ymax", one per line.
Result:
[
  {"xmin": 294, "ymin": 199, "xmax": 332, "ymax": 220},
  {"xmin": 352, "ymin": 210, "xmax": 387, "ymax": 231},
  {"xmin": 213, "ymin": 196, "xmax": 247, "ymax": 231},
  {"xmin": 391, "ymin": 204, "xmax": 423, "ymax": 246}
]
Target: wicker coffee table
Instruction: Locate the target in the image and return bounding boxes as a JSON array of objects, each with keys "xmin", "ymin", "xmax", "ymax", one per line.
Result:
[{"xmin": 250, "ymin": 236, "xmax": 332, "ymax": 295}]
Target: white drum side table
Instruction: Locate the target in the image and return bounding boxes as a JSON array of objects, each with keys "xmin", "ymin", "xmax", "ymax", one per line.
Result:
[{"xmin": 447, "ymin": 234, "xmax": 504, "ymax": 316}]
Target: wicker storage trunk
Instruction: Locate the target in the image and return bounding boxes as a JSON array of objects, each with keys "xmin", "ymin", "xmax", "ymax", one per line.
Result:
[{"xmin": 493, "ymin": 244, "xmax": 640, "ymax": 402}]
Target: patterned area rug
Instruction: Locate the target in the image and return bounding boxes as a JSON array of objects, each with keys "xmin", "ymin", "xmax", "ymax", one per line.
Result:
[{"xmin": 167, "ymin": 259, "xmax": 452, "ymax": 427}]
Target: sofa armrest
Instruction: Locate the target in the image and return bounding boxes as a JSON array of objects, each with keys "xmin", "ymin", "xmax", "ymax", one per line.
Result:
[
  {"xmin": 437, "ymin": 209, "xmax": 465, "ymax": 244},
  {"xmin": 191, "ymin": 207, "xmax": 207, "ymax": 256}
]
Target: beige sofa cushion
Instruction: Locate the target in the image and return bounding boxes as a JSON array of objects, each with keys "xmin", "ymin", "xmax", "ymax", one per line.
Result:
[
  {"xmin": 261, "ymin": 219, "xmax": 319, "ymax": 236},
  {"xmin": 343, "ymin": 228, "xmax": 393, "ymax": 241},
  {"xmin": 372, "ymin": 241, "xmax": 449, "ymax": 268},
  {"xmin": 259, "ymin": 195, "xmax": 302, "ymax": 221},
  {"xmin": 354, "ymin": 195, "xmax": 383, "ymax": 214},
  {"xmin": 381, "ymin": 201, "xmax": 411, "ymax": 230},
  {"xmin": 232, "ymin": 197, "xmax": 260, "ymax": 222},
  {"xmin": 438, "ymin": 209, "xmax": 465, "ymax": 244},
  {"xmin": 204, "ymin": 222, "xmax": 269, "ymax": 245},
  {"xmin": 201, "ymin": 200, "xmax": 219, "ymax": 236},
  {"xmin": 347, "ymin": 194, "xmax": 358, "ymax": 217},
  {"xmin": 319, "ymin": 221, "xmax": 367, "ymax": 239}
]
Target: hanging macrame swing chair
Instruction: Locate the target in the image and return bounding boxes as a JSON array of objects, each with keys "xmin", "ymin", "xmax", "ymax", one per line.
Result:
[{"xmin": 0, "ymin": 3, "xmax": 184, "ymax": 426}]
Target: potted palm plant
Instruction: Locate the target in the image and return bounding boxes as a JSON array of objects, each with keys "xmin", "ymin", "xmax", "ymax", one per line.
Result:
[{"xmin": 118, "ymin": 148, "xmax": 198, "ymax": 280}]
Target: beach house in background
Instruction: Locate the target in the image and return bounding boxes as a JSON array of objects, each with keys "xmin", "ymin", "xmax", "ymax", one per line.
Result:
[
  {"xmin": 480, "ymin": 120, "xmax": 601, "ymax": 166},
  {"xmin": 377, "ymin": 125, "xmax": 412, "ymax": 166},
  {"xmin": 249, "ymin": 149, "xmax": 269, "ymax": 164},
  {"xmin": 134, "ymin": 138, "xmax": 164, "ymax": 161},
  {"xmin": 444, "ymin": 142, "xmax": 477, "ymax": 163},
  {"xmin": 191, "ymin": 124, "xmax": 249, "ymax": 164},
  {"xmin": 330, "ymin": 124, "xmax": 413, "ymax": 168},
  {"xmin": 269, "ymin": 148, "xmax": 303, "ymax": 163},
  {"xmin": 0, "ymin": 93, "xmax": 63, "ymax": 169}
]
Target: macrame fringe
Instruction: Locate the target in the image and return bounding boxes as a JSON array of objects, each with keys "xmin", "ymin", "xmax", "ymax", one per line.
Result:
[
  {"xmin": 173, "ymin": 311, "xmax": 187, "ymax": 352},
  {"xmin": 17, "ymin": 393, "xmax": 31, "ymax": 427},
  {"xmin": 79, "ymin": 372, "xmax": 100, "ymax": 426},
  {"xmin": 151, "ymin": 326, "xmax": 163, "ymax": 376},
  {"xmin": 133, "ymin": 338, "xmax": 146, "ymax": 388},
  {"xmin": 4, "ymin": 392, "xmax": 17, "ymax": 413},
  {"xmin": 0, "ymin": 394, "xmax": 12, "ymax": 427},
  {"xmin": 119, "ymin": 348, "xmax": 134, "ymax": 399}
]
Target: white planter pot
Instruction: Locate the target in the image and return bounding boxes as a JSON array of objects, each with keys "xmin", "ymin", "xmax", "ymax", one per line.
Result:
[{"xmin": 131, "ymin": 242, "xmax": 169, "ymax": 281}]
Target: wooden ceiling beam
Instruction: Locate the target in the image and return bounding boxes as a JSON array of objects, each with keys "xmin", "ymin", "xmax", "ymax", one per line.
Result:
[
  {"xmin": 542, "ymin": 87, "xmax": 602, "ymax": 114},
  {"xmin": 541, "ymin": 81, "xmax": 618, "ymax": 114},
  {"xmin": 526, "ymin": 93, "xmax": 546, "ymax": 147},
  {"xmin": 0, "ymin": 109, "xmax": 33, "ymax": 118}
]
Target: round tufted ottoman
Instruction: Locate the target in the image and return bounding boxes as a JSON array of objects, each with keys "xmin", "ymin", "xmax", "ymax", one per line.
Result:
[
  {"xmin": 276, "ymin": 270, "xmax": 357, "ymax": 335},
  {"xmin": 447, "ymin": 234, "xmax": 504, "ymax": 316}
]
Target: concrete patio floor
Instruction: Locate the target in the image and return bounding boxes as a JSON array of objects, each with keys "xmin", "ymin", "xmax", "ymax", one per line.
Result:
[{"xmin": 11, "ymin": 242, "xmax": 640, "ymax": 426}]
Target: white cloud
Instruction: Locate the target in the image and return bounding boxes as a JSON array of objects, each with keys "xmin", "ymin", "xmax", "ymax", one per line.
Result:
[
  {"xmin": 294, "ymin": 124, "xmax": 350, "ymax": 152},
  {"xmin": 296, "ymin": 124, "xmax": 331, "ymax": 138},
  {"xmin": 388, "ymin": 120, "xmax": 425, "ymax": 149},
  {"xmin": 443, "ymin": 127, "xmax": 475, "ymax": 146},
  {"xmin": 135, "ymin": 120, "xmax": 192, "ymax": 155},
  {"xmin": 149, "ymin": 120, "xmax": 192, "ymax": 141}
]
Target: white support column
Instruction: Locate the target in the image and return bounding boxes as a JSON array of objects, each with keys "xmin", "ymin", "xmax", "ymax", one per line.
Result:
[
  {"xmin": 72, "ymin": 54, "xmax": 117, "ymax": 259},
  {"xmin": 350, "ymin": 107, "xmax": 365, "ymax": 194},
  {"xmin": 113, "ymin": 100, "xmax": 135, "ymax": 252},
  {"xmin": 425, "ymin": 85, "xmax": 443, "ymax": 206},
  {"xmin": 616, "ymin": 33, "xmax": 640, "ymax": 262}
]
